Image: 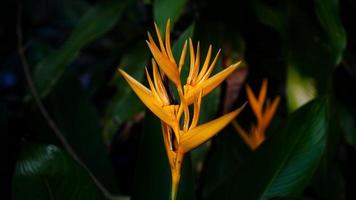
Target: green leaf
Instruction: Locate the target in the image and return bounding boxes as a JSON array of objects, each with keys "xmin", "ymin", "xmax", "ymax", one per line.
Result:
[
  {"xmin": 314, "ymin": 0, "xmax": 346, "ymax": 65},
  {"xmin": 132, "ymin": 112, "xmax": 195, "ymax": 200},
  {"xmin": 102, "ymin": 41, "xmax": 149, "ymax": 143},
  {"xmin": 208, "ymin": 97, "xmax": 329, "ymax": 200},
  {"xmin": 33, "ymin": 0, "xmax": 128, "ymax": 98},
  {"xmin": 48, "ymin": 72, "xmax": 118, "ymax": 193},
  {"xmin": 12, "ymin": 144, "xmax": 104, "ymax": 200},
  {"xmin": 154, "ymin": 0, "xmax": 188, "ymax": 30}
]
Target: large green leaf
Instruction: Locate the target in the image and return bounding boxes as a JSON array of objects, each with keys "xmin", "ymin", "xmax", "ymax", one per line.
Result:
[
  {"xmin": 12, "ymin": 144, "xmax": 104, "ymax": 200},
  {"xmin": 153, "ymin": 0, "xmax": 188, "ymax": 30},
  {"xmin": 207, "ymin": 97, "xmax": 328, "ymax": 200},
  {"xmin": 33, "ymin": 0, "xmax": 128, "ymax": 98},
  {"xmin": 48, "ymin": 72, "xmax": 118, "ymax": 193},
  {"xmin": 102, "ymin": 42, "xmax": 149, "ymax": 142}
]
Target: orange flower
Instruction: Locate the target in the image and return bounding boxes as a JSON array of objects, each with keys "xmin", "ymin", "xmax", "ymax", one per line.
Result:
[
  {"xmin": 119, "ymin": 20, "xmax": 244, "ymax": 199},
  {"xmin": 233, "ymin": 79, "xmax": 280, "ymax": 150}
]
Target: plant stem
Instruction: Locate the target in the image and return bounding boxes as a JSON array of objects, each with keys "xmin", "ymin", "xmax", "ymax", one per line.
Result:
[{"xmin": 170, "ymin": 149, "xmax": 184, "ymax": 200}]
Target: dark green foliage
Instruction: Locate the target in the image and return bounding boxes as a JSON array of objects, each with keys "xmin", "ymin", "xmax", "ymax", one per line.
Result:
[
  {"xmin": 12, "ymin": 144, "xmax": 104, "ymax": 200},
  {"xmin": 206, "ymin": 98, "xmax": 329, "ymax": 199}
]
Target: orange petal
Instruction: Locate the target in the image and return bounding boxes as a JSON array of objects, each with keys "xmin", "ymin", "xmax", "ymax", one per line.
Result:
[
  {"xmin": 161, "ymin": 122, "xmax": 175, "ymax": 167},
  {"xmin": 178, "ymin": 40, "xmax": 188, "ymax": 72},
  {"xmin": 189, "ymin": 90, "xmax": 202, "ymax": 130},
  {"xmin": 165, "ymin": 19, "xmax": 176, "ymax": 63},
  {"xmin": 152, "ymin": 59, "xmax": 170, "ymax": 105},
  {"xmin": 199, "ymin": 49, "xmax": 221, "ymax": 82},
  {"xmin": 192, "ymin": 41, "xmax": 200, "ymax": 84},
  {"xmin": 185, "ymin": 61, "xmax": 240, "ymax": 104},
  {"xmin": 147, "ymin": 40, "xmax": 180, "ymax": 86},
  {"xmin": 145, "ymin": 67, "xmax": 162, "ymax": 104},
  {"xmin": 154, "ymin": 22, "xmax": 167, "ymax": 56},
  {"xmin": 232, "ymin": 120, "xmax": 257, "ymax": 150},
  {"xmin": 187, "ymin": 38, "xmax": 196, "ymax": 84},
  {"xmin": 119, "ymin": 69, "xmax": 175, "ymax": 127},
  {"xmin": 246, "ymin": 83, "xmax": 262, "ymax": 122},
  {"xmin": 180, "ymin": 104, "xmax": 245, "ymax": 152},
  {"xmin": 262, "ymin": 96, "xmax": 280, "ymax": 130},
  {"xmin": 197, "ymin": 45, "xmax": 212, "ymax": 82},
  {"xmin": 258, "ymin": 79, "xmax": 268, "ymax": 105}
]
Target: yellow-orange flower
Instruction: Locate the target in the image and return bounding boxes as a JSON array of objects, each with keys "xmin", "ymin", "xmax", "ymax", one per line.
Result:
[
  {"xmin": 119, "ymin": 20, "xmax": 243, "ymax": 199},
  {"xmin": 233, "ymin": 79, "xmax": 280, "ymax": 150}
]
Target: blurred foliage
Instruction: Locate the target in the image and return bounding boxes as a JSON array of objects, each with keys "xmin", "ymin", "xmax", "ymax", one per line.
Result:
[{"xmin": 1, "ymin": 0, "xmax": 356, "ymax": 199}]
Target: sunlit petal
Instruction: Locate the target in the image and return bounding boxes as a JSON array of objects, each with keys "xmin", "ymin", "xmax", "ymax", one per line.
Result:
[
  {"xmin": 178, "ymin": 40, "xmax": 188, "ymax": 72},
  {"xmin": 154, "ymin": 22, "xmax": 167, "ymax": 56},
  {"xmin": 191, "ymin": 42, "xmax": 200, "ymax": 84},
  {"xmin": 161, "ymin": 122, "xmax": 175, "ymax": 167},
  {"xmin": 165, "ymin": 19, "xmax": 176, "ymax": 63},
  {"xmin": 145, "ymin": 67, "xmax": 162, "ymax": 104},
  {"xmin": 119, "ymin": 69, "xmax": 175, "ymax": 127},
  {"xmin": 185, "ymin": 61, "xmax": 241, "ymax": 104},
  {"xmin": 196, "ymin": 45, "xmax": 212, "ymax": 82},
  {"xmin": 152, "ymin": 59, "xmax": 170, "ymax": 105},
  {"xmin": 180, "ymin": 104, "xmax": 245, "ymax": 152},
  {"xmin": 199, "ymin": 49, "xmax": 221, "ymax": 83},
  {"xmin": 187, "ymin": 38, "xmax": 196, "ymax": 84},
  {"xmin": 189, "ymin": 90, "xmax": 202, "ymax": 130},
  {"xmin": 147, "ymin": 40, "xmax": 181, "ymax": 86}
]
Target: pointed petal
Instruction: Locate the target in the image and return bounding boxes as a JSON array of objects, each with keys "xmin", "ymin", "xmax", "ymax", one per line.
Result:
[
  {"xmin": 147, "ymin": 40, "xmax": 180, "ymax": 85},
  {"xmin": 180, "ymin": 105, "xmax": 245, "ymax": 152},
  {"xmin": 185, "ymin": 61, "xmax": 241, "ymax": 104},
  {"xmin": 165, "ymin": 19, "xmax": 176, "ymax": 63},
  {"xmin": 154, "ymin": 22, "xmax": 167, "ymax": 56},
  {"xmin": 178, "ymin": 40, "xmax": 188, "ymax": 72},
  {"xmin": 182, "ymin": 99, "xmax": 190, "ymax": 132},
  {"xmin": 246, "ymin": 83, "xmax": 262, "ymax": 122},
  {"xmin": 199, "ymin": 49, "xmax": 221, "ymax": 82},
  {"xmin": 192, "ymin": 41, "xmax": 200, "ymax": 85},
  {"xmin": 189, "ymin": 90, "xmax": 202, "ymax": 130},
  {"xmin": 161, "ymin": 122, "xmax": 175, "ymax": 167},
  {"xmin": 262, "ymin": 96, "xmax": 280, "ymax": 130},
  {"xmin": 118, "ymin": 69, "xmax": 174, "ymax": 127},
  {"xmin": 187, "ymin": 38, "xmax": 196, "ymax": 84},
  {"xmin": 258, "ymin": 79, "xmax": 268, "ymax": 105},
  {"xmin": 232, "ymin": 120, "xmax": 257, "ymax": 150},
  {"xmin": 145, "ymin": 67, "xmax": 162, "ymax": 104},
  {"xmin": 197, "ymin": 45, "xmax": 212, "ymax": 82},
  {"xmin": 152, "ymin": 59, "xmax": 170, "ymax": 105}
]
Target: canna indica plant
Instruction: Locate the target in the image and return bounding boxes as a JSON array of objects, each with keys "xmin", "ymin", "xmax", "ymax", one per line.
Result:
[
  {"xmin": 118, "ymin": 20, "xmax": 244, "ymax": 199},
  {"xmin": 233, "ymin": 79, "xmax": 280, "ymax": 150}
]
